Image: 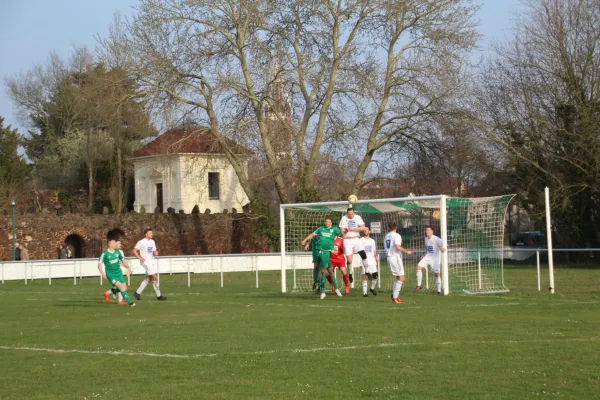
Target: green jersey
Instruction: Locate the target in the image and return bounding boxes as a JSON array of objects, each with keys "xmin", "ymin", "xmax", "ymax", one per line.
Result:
[
  {"xmin": 313, "ymin": 226, "xmax": 341, "ymax": 251},
  {"xmin": 99, "ymin": 249, "xmax": 124, "ymax": 275}
]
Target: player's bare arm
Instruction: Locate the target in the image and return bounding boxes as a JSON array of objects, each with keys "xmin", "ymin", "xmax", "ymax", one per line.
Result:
[
  {"xmin": 396, "ymin": 244, "xmax": 413, "ymax": 255},
  {"xmin": 133, "ymin": 247, "xmax": 145, "ymax": 264},
  {"xmin": 301, "ymin": 232, "xmax": 317, "ymax": 247},
  {"xmin": 97, "ymin": 263, "xmax": 107, "ymax": 281}
]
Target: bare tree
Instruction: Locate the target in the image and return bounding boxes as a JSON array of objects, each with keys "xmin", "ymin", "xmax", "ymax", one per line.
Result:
[
  {"xmin": 98, "ymin": 0, "xmax": 478, "ymax": 204},
  {"xmin": 475, "ymin": 0, "xmax": 600, "ymax": 246}
]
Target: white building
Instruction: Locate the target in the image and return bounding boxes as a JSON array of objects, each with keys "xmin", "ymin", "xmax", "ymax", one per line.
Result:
[{"xmin": 131, "ymin": 126, "xmax": 251, "ymax": 213}]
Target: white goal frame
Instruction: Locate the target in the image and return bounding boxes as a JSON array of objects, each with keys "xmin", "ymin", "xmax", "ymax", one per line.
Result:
[{"xmin": 279, "ymin": 195, "xmax": 451, "ymax": 294}]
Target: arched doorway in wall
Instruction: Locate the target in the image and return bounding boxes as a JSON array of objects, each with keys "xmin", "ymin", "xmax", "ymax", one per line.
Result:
[{"xmin": 64, "ymin": 234, "xmax": 86, "ymax": 258}]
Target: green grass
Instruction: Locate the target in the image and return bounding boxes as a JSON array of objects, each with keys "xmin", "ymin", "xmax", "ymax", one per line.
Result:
[{"xmin": 0, "ymin": 267, "xmax": 599, "ymax": 400}]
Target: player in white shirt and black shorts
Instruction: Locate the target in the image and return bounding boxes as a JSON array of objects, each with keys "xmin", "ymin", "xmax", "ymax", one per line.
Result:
[
  {"xmin": 339, "ymin": 207, "xmax": 369, "ymax": 293},
  {"xmin": 359, "ymin": 227, "xmax": 379, "ymax": 297},
  {"xmin": 133, "ymin": 228, "xmax": 167, "ymax": 301},
  {"xmin": 414, "ymin": 226, "xmax": 446, "ymax": 295},
  {"xmin": 384, "ymin": 221, "xmax": 413, "ymax": 303}
]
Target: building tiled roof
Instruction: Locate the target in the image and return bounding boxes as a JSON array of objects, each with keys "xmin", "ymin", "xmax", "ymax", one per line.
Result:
[{"xmin": 132, "ymin": 126, "xmax": 252, "ymax": 158}]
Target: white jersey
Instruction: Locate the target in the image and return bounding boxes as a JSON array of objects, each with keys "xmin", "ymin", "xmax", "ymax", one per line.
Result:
[
  {"xmin": 424, "ymin": 235, "xmax": 443, "ymax": 260},
  {"xmin": 361, "ymin": 237, "xmax": 377, "ymax": 266},
  {"xmin": 135, "ymin": 238, "xmax": 157, "ymax": 264},
  {"xmin": 339, "ymin": 215, "xmax": 365, "ymax": 239},
  {"xmin": 384, "ymin": 232, "xmax": 403, "ymax": 257}
]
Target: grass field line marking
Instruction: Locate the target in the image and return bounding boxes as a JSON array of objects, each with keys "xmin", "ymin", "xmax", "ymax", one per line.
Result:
[
  {"xmin": 0, "ymin": 345, "xmax": 217, "ymax": 359},
  {"xmin": 2, "ymin": 337, "xmax": 598, "ymax": 360}
]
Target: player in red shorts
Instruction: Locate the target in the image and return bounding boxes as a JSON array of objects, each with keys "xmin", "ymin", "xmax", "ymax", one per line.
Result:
[{"xmin": 329, "ymin": 236, "xmax": 349, "ymax": 294}]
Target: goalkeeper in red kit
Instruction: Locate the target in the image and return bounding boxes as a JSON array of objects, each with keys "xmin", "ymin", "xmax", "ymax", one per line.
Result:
[{"xmin": 329, "ymin": 236, "xmax": 349, "ymax": 294}]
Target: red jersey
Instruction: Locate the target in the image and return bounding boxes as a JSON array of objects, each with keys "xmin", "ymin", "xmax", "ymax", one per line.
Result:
[{"xmin": 330, "ymin": 237, "xmax": 345, "ymax": 263}]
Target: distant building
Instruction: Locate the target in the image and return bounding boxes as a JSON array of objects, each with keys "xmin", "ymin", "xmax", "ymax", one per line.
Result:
[{"xmin": 131, "ymin": 126, "xmax": 251, "ymax": 213}]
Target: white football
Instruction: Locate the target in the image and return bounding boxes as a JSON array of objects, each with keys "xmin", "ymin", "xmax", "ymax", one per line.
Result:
[{"xmin": 348, "ymin": 194, "xmax": 358, "ymax": 204}]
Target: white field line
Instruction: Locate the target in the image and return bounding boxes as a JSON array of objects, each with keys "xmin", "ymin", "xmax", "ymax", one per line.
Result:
[{"xmin": 1, "ymin": 337, "xmax": 598, "ymax": 360}]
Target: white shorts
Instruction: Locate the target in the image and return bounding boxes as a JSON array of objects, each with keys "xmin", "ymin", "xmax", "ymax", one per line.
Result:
[
  {"xmin": 141, "ymin": 259, "xmax": 157, "ymax": 276},
  {"xmin": 418, "ymin": 257, "xmax": 440, "ymax": 273},
  {"xmin": 360, "ymin": 262, "xmax": 378, "ymax": 275},
  {"xmin": 388, "ymin": 255, "xmax": 404, "ymax": 276},
  {"xmin": 343, "ymin": 237, "xmax": 364, "ymax": 256}
]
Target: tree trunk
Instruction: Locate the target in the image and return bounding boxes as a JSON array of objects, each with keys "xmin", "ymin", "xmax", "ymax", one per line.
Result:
[
  {"xmin": 116, "ymin": 145, "xmax": 123, "ymax": 214},
  {"xmin": 88, "ymin": 162, "xmax": 95, "ymax": 212}
]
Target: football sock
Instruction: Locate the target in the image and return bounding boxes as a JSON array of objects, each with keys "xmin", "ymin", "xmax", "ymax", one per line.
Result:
[
  {"xmin": 329, "ymin": 274, "xmax": 339, "ymax": 290},
  {"xmin": 362, "ymin": 279, "xmax": 368, "ymax": 295},
  {"xmin": 417, "ymin": 270, "xmax": 423, "ymax": 286},
  {"xmin": 326, "ymin": 275, "xmax": 334, "ymax": 289},
  {"xmin": 104, "ymin": 290, "xmax": 112, "ymax": 296},
  {"xmin": 120, "ymin": 290, "xmax": 133, "ymax": 305},
  {"xmin": 312, "ymin": 268, "xmax": 319, "ymax": 284},
  {"xmin": 371, "ymin": 279, "xmax": 377, "ymax": 290},
  {"xmin": 343, "ymin": 273, "xmax": 349, "ymax": 288},
  {"xmin": 117, "ymin": 292, "xmax": 123, "ymax": 301},
  {"xmin": 152, "ymin": 281, "xmax": 161, "ymax": 297},
  {"xmin": 436, "ymin": 277, "xmax": 442, "ymax": 292},
  {"xmin": 136, "ymin": 279, "xmax": 148, "ymax": 294},
  {"xmin": 393, "ymin": 279, "xmax": 403, "ymax": 298}
]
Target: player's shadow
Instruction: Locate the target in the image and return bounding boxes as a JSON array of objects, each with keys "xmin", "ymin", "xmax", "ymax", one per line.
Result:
[{"xmin": 52, "ymin": 300, "xmax": 102, "ymax": 308}]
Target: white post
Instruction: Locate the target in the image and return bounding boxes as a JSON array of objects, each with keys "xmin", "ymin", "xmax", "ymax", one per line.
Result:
[
  {"xmin": 49, "ymin": 263, "xmax": 51, "ymax": 286},
  {"xmin": 170, "ymin": 258, "xmax": 172, "ymax": 275},
  {"xmin": 127, "ymin": 262, "xmax": 131, "ymax": 286},
  {"xmin": 536, "ymin": 251, "xmax": 541, "ymax": 292},
  {"xmin": 545, "ymin": 187, "xmax": 555, "ymax": 293},
  {"xmin": 25, "ymin": 263, "xmax": 27, "ymax": 285},
  {"xmin": 293, "ymin": 258, "xmax": 297, "ymax": 290},
  {"xmin": 30, "ymin": 263, "xmax": 34, "ymax": 281},
  {"xmin": 255, "ymin": 256, "xmax": 259, "ymax": 289},
  {"xmin": 478, "ymin": 252, "xmax": 482, "ymax": 289},
  {"xmin": 280, "ymin": 206, "xmax": 287, "ymax": 293},
  {"xmin": 100, "ymin": 271, "xmax": 102, "ymax": 285},
  {"xmin": 187, "ymin": 258, "xmax": 191, "ymax": 288},
  {"xmin": 73, "ymin": 261, "xmax": 77, "ymax": 286},
  {"xmin": 220, "ymin": 256, "xmax": 224, "ymax": 288},
  {"xmin": 440, "ymin": 195, "xmax": 449, "ymax": 295},
  {"xmin": 425, "ymin": 267, "xmax": 429, "ymax": 290},
  {"xmin": 79, "ymin": 261, "xmax": 82, "ymax": 280}
]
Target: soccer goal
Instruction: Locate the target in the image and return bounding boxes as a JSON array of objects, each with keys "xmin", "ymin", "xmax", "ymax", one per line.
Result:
[{"xmin": 279, "ymin": 194, "xmax": 514, "ymax": 295}]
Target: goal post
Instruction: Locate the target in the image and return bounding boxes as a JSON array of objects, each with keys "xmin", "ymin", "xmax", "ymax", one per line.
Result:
[{"xmin": 280, "ymin": 194, "xmax": 515, "ymax": 295}]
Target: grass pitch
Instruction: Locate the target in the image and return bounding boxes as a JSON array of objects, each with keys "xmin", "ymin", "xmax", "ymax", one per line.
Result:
[{"xmin": 0, "ymin": 267, "xmax": 598, "ymax": 399}]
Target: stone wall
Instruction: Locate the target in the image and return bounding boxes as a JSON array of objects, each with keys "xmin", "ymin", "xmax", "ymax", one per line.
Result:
[{"xmin": 0, "ymin": 212, "xmax": 268, "ymax": 261}]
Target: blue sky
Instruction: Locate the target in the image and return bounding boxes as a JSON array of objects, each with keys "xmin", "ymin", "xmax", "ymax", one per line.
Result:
[{"xmin": 0, "ymin": 0, "xmax": 522, "ymax": 133}]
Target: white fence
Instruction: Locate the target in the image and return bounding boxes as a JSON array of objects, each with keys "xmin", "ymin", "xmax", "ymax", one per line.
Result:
[
  {"xmin": 0, "ymin": 253, "xmax": 314, "ymax": 288},
  {"xmin": 1, "ymin": 248, "xmax": 598, "ymax": 290}
]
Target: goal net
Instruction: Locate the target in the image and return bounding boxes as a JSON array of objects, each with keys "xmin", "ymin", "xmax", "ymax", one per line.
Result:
[{"xmin": 280, "ymin": 194, "xmax": 514, "ymax": 295}]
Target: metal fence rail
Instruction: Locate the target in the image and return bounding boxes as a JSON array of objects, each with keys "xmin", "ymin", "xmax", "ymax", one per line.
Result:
[{"xmin": 1, "ymin": 249, "xmax": 598, "ymax": 290}]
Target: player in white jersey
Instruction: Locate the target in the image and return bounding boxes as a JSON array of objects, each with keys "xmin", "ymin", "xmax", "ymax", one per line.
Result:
[
  {"xmin": 339, "ymin": 207, "xmax": 369, "ymax": 293},
  {"xmin": 384, "ymin": 222, "xmax": 412, "ymax": 303},
  {"xmin": 414, "ymin": 226, "xmax": 446, "ymax": 295},
  {"xmin": 359, "ymin": 227, "xmax": 379, "ymax": 297},
  {"xmin": 133, "ymin": 228, "xmax": 167, "ymax": 301}
]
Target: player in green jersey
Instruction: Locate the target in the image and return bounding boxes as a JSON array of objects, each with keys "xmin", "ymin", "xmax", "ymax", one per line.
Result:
[
  {"xmin": 301, "ymin": 217, "xmax": 343, "ymax": 299},
  {"xmin": 98, "ymin": 238, "xmax": 136, "ymax": 307},
  {"xmin": 305, "ymin": 236, "xmax": 321, "ymax": 291},
  {"xmin": 102, "ymin": 239, "xmax": 130, "ymax": 304}
]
